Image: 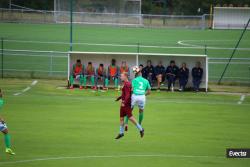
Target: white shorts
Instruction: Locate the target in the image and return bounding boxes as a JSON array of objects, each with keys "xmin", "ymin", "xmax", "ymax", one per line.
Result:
[
  {"xmin": 75, "ymin": 75, "xmax": 81, "ymax": 80},
  {"xmin": 0, "ymin": 122, "xmax": 7, "ymax": 132},
  {"xmin": 131, "ymin": 94, "xmax": 146, "ymax": 110}
]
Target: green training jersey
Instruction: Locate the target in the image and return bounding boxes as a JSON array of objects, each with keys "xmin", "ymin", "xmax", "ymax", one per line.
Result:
[
  {"xmin": 0, "ymin": 99, "xmax": 3, "ymax": 111},
  {"xmin": 132, "ymin": 76, "xmax": 151, "ymax": 95}
]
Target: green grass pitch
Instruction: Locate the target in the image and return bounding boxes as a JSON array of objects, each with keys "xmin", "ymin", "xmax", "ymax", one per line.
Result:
[
  {"xmin": 0, "ymin": 23, "xmax": 249, "ymax": 55},
  {"xmin": 0, "ymin": 79, "xmax": 249, "ymax": 167},
  {"xmin": 0, "ymin": 23, "xmax": 250, "ymax": 82}
]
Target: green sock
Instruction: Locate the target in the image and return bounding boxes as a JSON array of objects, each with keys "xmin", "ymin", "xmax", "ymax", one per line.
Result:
[
  {"xmin": 4, "ymin": 134, "xmax": 11, "ymax": 149},
  {"xmin": 79, "ymin": 75, "xmax": 84, "ymax": 86},
  {"xmin": 125, "ymin": 116, "xmax": 129, "ymax": 125},
  {"xmin": 139, "ymin": 112, "xmax": 144, "ymax": 125},
  {"xmin": 115, "ymin": 78, "xmax": 118, "ymax": 87},
  {"xmin": 69, "ymin": 75, "xmax": 74, "ymax": 86},
  {"xmin": 91, "ymin": 76, "xmax": 95, "ymax": 86},
  {"xmin": 83, "ymin": 76, "xmax": 87, "ymax": 86},
  {"xmin": 105, "ymin": 78, "xmax": 109, "ymax": 87}
]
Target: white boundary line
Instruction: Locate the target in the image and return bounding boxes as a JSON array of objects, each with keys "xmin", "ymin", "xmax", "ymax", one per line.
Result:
[
  {"xmin": 237, "ymin": 94, "xmax": 246, "ymax": 104},
  {"xmin": 177, "ymin": 40, "xmax": 250, "ymax": 51},
  {"xmin": 13, "ymin": 80, "xmax": 38, "ymax": 96},
  {"xmin": 0, "ymin": 154, "xmax": 225, "ymax": 165},
  {"xmin": 4, "ymin": 39, "xmax": 250, "ymax": 51}
]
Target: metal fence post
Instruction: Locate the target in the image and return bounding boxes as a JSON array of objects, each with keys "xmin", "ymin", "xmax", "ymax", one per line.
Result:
[
  {"xmin": 204, "ymin": 45, "xmax": 207, "ymax": 55},
  {"xmin": 218, "ymin": 18, "xmax": 250, "ymax": 84},
  {"xmin": 1, "ymin": 38, "xmax": 3, "ymax": 79},
  {"xmin": 44, "ymin": 11, "xmax": 46, "ymax": 23},
  {"xmin": 201, "ymin": 14, "xmax": 206, "ymax": 30},
  {"xmin": 50, "ymin": 51, "xmax": 53, "ymax": 76},
  {"xmin": 69, "ymin": 0, "xmax": 73, "ymax": 51},
  {"xmin": 136, "ymin": 42, "xmax": 140, "ymax": 66},
  {"xmin": 1, "ymin": 8, "xmax": 3, "ymax": 20}
]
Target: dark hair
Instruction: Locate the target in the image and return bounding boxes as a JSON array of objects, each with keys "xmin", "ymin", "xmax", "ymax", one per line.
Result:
[
  {"xmin": 99, "ymin": 64, "xmax": 104, "ymax": 67},
  {"xmin": 139, "ymin": 64, "xmax": 143, "ymax": 67},
  {"xmin": 170, "ymin": 60, "xmax": 175, "ymax": 64},
  {"xmin": 88, "ymin": 62, "xmax": 92, "ymax": 65},
  {"xmin": 76, "ymin": 59, "xmax": 81, "ymax": 63},
  {"xmin": 111, "ymin": 59, "xmax": 116, "ymax": 65}
]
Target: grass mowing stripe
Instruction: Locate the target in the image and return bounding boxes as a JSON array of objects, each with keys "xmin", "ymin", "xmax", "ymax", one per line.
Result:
[{"xmin": 12, "ymin": 92, "xmax": 250, "ymax": 106}]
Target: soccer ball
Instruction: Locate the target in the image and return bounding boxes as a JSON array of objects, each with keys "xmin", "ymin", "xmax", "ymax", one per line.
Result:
[{"xmin": 132, "ymin": 66, "xmax": 140, "ymax": 73}]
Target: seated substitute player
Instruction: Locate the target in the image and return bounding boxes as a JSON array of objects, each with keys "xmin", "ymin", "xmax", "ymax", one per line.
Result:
[
  {"xmin": 115, "ymin": 73, "xmax": 144, "ymax": 139},
  {"xmin": 192, "ymin": 62, "xmax": 203, "ymax": 92},
  {"xmin": 124, "ymin": 66, "xmax": 151, "ymax": 131},
  {"xmin": 119, "ymin": 61, "xmax": 130, "ymax": 91},
  {"xmin": 0, "ymin": 89, "xmax": 15, "ymax": 155},
  {"xmin": 139, "ymin": 64, "xmax": 147, "ymax": 79},
  {"xmin": 143, "ymin": 60, "xmax": 155, "ymax": 86},
  {"xmin": 84, "ymin": 62, "xmax": 95, "ymax": 89},
  {"xmin": 69, "ymin": 59, "xmax": 84, "ymax": 89},
  {"xmin": 155, "ymin": 61, "xmax": 165, "ymax": 91},
  {"xmin": 95, "ymin": 64, "xmax": 107, "ymax": 90},
  {"xmin": 105, "ymin": 59, "xmax": 119, "ymax": 90},
  {"xmin": 165, "ymin": 60, "xmax": 179, "ymax": 91},
  {"xmin": 120, "ymin": 61, "xmax": 130, "ymax": 78},
  {"xmin": 179, "ymin": 62, "xmax": 189, "ymax": 91}
]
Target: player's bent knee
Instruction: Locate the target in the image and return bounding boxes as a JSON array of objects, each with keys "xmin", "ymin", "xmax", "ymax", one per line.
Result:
[
  {"xmin": 2, "ymin": 128, "xmax": 8, "ymax": 134},
  {"xmin": 139, "ymin": 109, "xmax": 144, "ymax": 113}
]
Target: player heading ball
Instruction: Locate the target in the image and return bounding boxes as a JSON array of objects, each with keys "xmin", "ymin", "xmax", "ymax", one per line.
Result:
[
  {"xmin": 115, "ymin": 72, "xmax": 144, "ymax": 139},
  {"xmin": 123, "ymin": 66, "xmax": 151, "ymax": 131},
  {"xmin": 131, "ymin": 66, "xmax": 151, "ymax": 124}
]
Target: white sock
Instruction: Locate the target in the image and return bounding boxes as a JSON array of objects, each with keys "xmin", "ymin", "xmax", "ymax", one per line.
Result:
[
  {"xmin": 119, "ymin": 125, "xmax": 124, "ymax": 134},
  {"xmin": 136, "ymin": 123, "xmax": 143, "ymax": 131}
]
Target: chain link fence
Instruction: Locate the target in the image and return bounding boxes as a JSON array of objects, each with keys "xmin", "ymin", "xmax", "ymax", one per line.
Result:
[
  {"xmin": 0, "ymin": 8, "xmax": 211, "ymax": 29},
  {"xmin": 0, "ymin": 49, "xmax": 68, "ymax": 79},
  {"xmin": 0, "ymin": 48, "xmax": 249, "ymax": 85}
]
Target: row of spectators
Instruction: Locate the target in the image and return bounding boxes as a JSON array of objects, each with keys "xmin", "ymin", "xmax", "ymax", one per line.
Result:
[
  {"xmin": 69, "ymin": 59, "xmax": 130, "ymax": 90},
  {"xmin": 139, "ymin": 60, "xmax": 203, "ymax": 91},
  {"xmin": 69, "ymin": 59, "xmax": 203, "ymax": 91}
]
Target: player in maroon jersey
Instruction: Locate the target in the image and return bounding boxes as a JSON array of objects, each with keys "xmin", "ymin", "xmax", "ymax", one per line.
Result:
[{"xmin": 115, "ymin": 72, "xmax": 144, "ymax": 139}]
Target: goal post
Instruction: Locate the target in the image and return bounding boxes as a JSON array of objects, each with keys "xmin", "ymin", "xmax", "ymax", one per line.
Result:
[
  {"xmin": 68, "ymin": 51, "xmax": 208, "ymax": 91},
  {"xmin": 54, "ymin": 0, "xmax": 142, "ymax": 26},
  {"xmin": 213, "ymin": 7, "xmax": 250, "ymax": 29}
]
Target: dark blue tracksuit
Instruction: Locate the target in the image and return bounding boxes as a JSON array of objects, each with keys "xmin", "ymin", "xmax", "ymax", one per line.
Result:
[
  {"xmin": 166, "ymin": 65, "xmax": 179, "ymax": 89},
  {"xmin": 179, "ymin": 67, "xmax": 189, "ymax": 90},
  {"xmin": 155, "ymin": 65, "xmax": 165, "ymax": 76},
  {"xmin": 192, "ymin": 67, "xmax": 203, "ymax": 91},
  {"xmin": 143, "ymin": 65, "xmax": 155, "ymax": 86},
  {"xmin": 141, "ymin": 68, "xmax": 147, "ymax": 79}
]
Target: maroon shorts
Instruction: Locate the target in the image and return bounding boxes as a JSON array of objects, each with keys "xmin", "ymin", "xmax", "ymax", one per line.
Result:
[{"xmin": 120, "ymin": 106, "xmax": 132, "ymax": 118}]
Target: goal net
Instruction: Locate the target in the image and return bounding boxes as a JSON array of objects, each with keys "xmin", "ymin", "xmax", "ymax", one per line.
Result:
[
  {"xmin": 213, "ymin": 7, "xmax": 250, "ymax": 29},
  {"xmin": 68, "ymin": 51, "xmax": 208, "ymax": 91},
  {"xmin": 54, "ymin": 0, "xmax": 142, "ymax": 26}
]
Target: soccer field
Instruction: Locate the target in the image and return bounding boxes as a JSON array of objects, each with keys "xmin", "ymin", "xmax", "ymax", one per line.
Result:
[
  {"xmin": 0, "ymin": 23, "xmax": 250, "ymax": 83},
  {"xmin": 0, "ymin": 79, "xmax": 249, "ymax": 167},
  {"xmin": 0, "ymin": 23, "xmax": 249, "ymax": 55}
]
